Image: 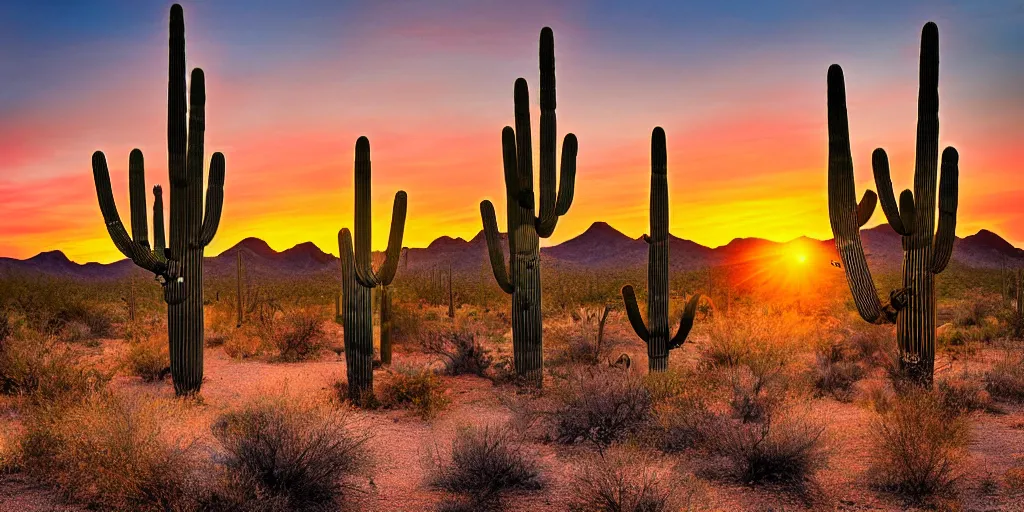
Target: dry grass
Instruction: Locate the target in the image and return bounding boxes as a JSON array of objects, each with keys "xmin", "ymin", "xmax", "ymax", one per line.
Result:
[
  {"xmin": 868, "ymin": 388, "xmax": 970, "ymax": 502},
  {"xmin": 211, "ymin": 394, "xmax": 373, "ymax": 510},
  {"xmin": 421, "ymin": 325, "xmax": 493, "ymax": 377},
  {"xmin": 124, "ymin": 330, "xmax": 170, "ymax": 382},
  {"xmin": 713, "ymin": 408, "xmax": 829, "ymax": 487},
  {"xmin": 375, "ymin": 365, "xmax": 450, "ymax": 419},
  {"xmin": 19, "ymin": 392, "xmax": 205, "ymax": 511},
  {"xmin": 0, "ymin": 337, "xmax": 109, "ymax": 402},
  {"xmin": 568, "ymin": 450, "xmax": 697, "ymax": 512},
  {"xmin": 985, "ymin": 351, "xmax": 1024, "ymax": 403},
  {"xmin": 542, "ymin": 366, "xmax": 653, "ymax": 449},
  {"xmin": 429, "ymin": 424, "xmax": 543, "ymax": 506},
  {"xmin": 811, "ymin": 341, "xmax": 866, "ymax": 402}
]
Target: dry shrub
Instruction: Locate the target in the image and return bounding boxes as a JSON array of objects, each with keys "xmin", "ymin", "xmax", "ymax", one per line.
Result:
[
  {"xmin": 728, "ymin": 352, "xmax": 788, "ymax": 424},
  {"xmin": 936, "ymin": 375, "xmax": 994, "ymax": 414},
  {"xmin": 0, "ymin": 337, "xmax": 108, "ymax": 402},
  {"xmin": 20, "ymin": 392, "xmax": 205, "ymax": 511},
  {"xmin": 985, "ymin": 352, "xmax": 1024, "ymax": 403},
  {"xmin": 701, "ymin": 309, "xmax": 806, "ymax": 370},
  {"xmin": 868, "ymin": 389, "xmax": 969, "ymax": 501},
  {"xmin": 847, "ymin": 323, "xmax": 893, "ymax": 365},
  {"xmin": 376, "ymin": 365, "xmax": 449, "ymax": 419},
  {"xmin": 1004, "ymin": 467, "xmax": 1024, "ymax": 494},
  {"xmin": 274, "ymin": 309, "xmax": 327, "ymax": 362},
  {"xmin": 549, "ymin": 306, "xmax": 611, "ymax": 367},
  {"xmin": 45, "ymin": 301, "xmax": 116, "ymax": 342},
  {"xmin": 211, "ymin": 395, "xmax": 372, "ymax": 510},
  {"xmin": 645, "ymin": 369, "xmax": 720, "ymax": 452},
  {"xmin": 568, "ymin": 451, "xmax": 697, "ymax": 512},
  {"xmin": 811, "ymin": 341, "xmax": 866, "ymax": 401},
  {"xmin": 124, "ymin": 330, "xmax": 170, "ymax": 382},
  {"xmin": 223, "ymin": 328, "xmax": 272, "ymax": 359},
  {"xmin": 951, "ymin": 292, "xmax": 1000, "ymax": 328},
  {"xmin": 429, "ymin": 424, "xmax": 542, "ymax": 506},
  {"xmin": 545, "ymin": 367, "xmax": 653, "ymax": 448},
  {"xmin": 421, "ymin": 325, "xmax": 492, "ymax": 377},
  {"xmin": 713, "ymin": 408, "xmax": 828, "ymax": 487}
]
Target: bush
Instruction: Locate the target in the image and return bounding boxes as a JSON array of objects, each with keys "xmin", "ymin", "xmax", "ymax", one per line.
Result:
[
  {"xmin": 376, "ymin": 365, "xmax": 449, "ymax": 419},
  {"xmin": 728, "ymin": 357, "xmax": 786, "ymax": 424},
  {"xmin": 274, "ymin": 309, "xmax": 327, "ymax": 362},
  {"xmin": 20, "ymin": 392, "xmax": 205, "ymax": 511},
  {"xmin": 645, "ymin": 369, "xmax": 719, "ymax": 452},
  {"xmin": 0, "ymin": 337, "xmax": 108, "ymax": 402},
  {"xmin": 714, "ymin": 409, "xmax": 828, "ymax": 486},
  {"xmin": 422, "ymin": 326, "xmax": 492, "ymax": 377},
  {"xmin": 223, "ymin": 328, "xmax": 271, "ymax": 359},
  {"xmin": 430, "ymin": 424, "xmax": 542, "ymax": 505},
  {"xmin": 937, "ymin": 376, "xmax": 993, "ymax": 414},
  {"xmin": 124, "ymin": 332, "xmax": 170, "ymax": 382},
  {"xmin": 568, "ymin": 451, "xmax": 689, "ymax": 512},
  {"xmin": 868, "ymin": 389, "xmax": 969, "ymax": 501},
  {"xmin": 212, "ymin": 395, "xmax": 372, "ymax": 510},
  {"xmin": 985, "ymin": 353, "xmax": 1024, "ymax": 403},
  {"xmin": 811, "ymin": 341, "xmax": 865, "ymax": 401},
  {"xmin": 547, "ymin": 367, "xmax": 653, "ymax": 448}
]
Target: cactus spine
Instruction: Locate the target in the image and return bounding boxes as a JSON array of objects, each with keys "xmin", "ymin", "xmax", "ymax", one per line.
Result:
[
  {"xmin": 827, "ymin": 22, "xmax": 959, "ymax": 387},
  {"xmin": 621, "ymin": 128, "xmax": 701, "ymax": 372},
  {"xmin": 480, "ymin": 27, "xmax": 578, "ymax": 386},
  {"xmin": 92, "ymin": 4, "xmax": 224, "ymax": 396},
  {"xmin": 338, "ymin": 137, "xmax": 407, "ymax": 398}
]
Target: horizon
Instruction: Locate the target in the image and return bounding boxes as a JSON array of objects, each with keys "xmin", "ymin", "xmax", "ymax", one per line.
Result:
[{"xmin": 1, "ymin": 1, "xmax": 1022, "ymax": 263}]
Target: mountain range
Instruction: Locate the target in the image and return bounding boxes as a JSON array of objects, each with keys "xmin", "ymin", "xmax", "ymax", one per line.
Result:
[{"xmin": 2, "ymin": 223, "xmax": 1022, "ymax": 281}]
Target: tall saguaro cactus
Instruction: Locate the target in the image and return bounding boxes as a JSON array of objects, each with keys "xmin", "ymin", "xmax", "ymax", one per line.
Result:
[
  {"xmin": 480, "ymin": 27, "xmax": 578, "ymax": 385},
  {"xmin": 827, "ymin": 22, "xmax": 959, "ymax": 386},
  {"xmin": 338, "ymin": 137, "xmax": 407, "ymax": 399},
  {"xmin": 621, "ymin": 128, "xmax": 702, "ymax": 372},
  {"xmin": 92, "ymin": 4, "xmax": 224, "ymax": 396}
]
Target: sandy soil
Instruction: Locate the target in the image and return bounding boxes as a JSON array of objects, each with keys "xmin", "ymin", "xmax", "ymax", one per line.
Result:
[{"xmin": 2, "ymin": 315, "xmax": 1024, "ymax": 511}]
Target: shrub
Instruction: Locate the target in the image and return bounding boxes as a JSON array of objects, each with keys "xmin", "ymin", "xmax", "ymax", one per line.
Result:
[
  {"xmin": 714, "ymin": 409, "xmax": 828, "ymax": 486},
  {"xmin": 811, "ymin": 341, "xmax": 865, "ymax": 401},
  {"xmin": 212, "ymin": 395, "xmax": 372, "ymax": 510},
  {"xmin": 937, "ymin": 376, "xmax": 993, "ymax": 414},
  {"xmin": 223, "ymin": 328, "xmax": 271, "ymax": 359},
  {"xmin": 124, "ymin": 333, "xmax": 170, "ymax": 382},
  {"xmin": 422, "ymin": 326, "xmax": 492, "ymax": 377},
  {"xmin": 430, "ymin": 424, "xmax": 542, "ymax": 505},
  {"xmin": 985, "ymin": 353, "xmax": 1024, "ymax": 403},
  {"xmin": 728, "ymin": 358, "xmax": 786, "ymax": 424},
  {"xmin": 0, "ymin": 337, "xmax": 108, "ymax": 402},
  {"xmin": 376, "ymin": 365, "xmax": 449, "ymax": 419},
  {"xmin": 568, "ymin": 451, "xmax": 695, "ymax": 512},
  {"xmin": 547, "ymin": 367, "xmax": 653, "ymax": 448},
  {"xmin": 868, "ymin": 389, "xmax": 969, "ymax": 501},
  {"xmin": 20, "ymin": 392, "xmax": 205, "ymax": 511},
  {"xmin": 274, "ymin": 309, "xmax": 327, "ymax": 362},
  {"xmin": 645, "ymin": 369, "xmax": 719, "ymax": 452},
  {"xmin": 0, "ymin": 311, "xmax": 10, "ymax": 343},
  {"xmin": 847, "ymin": 324, "xmax": 892, "ymax": 365}
]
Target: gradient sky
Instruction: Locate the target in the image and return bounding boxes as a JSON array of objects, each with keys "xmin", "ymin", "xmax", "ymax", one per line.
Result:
[{"xmin": 1, "ymin": 0, "xmax": 1021, "ymax": 263}]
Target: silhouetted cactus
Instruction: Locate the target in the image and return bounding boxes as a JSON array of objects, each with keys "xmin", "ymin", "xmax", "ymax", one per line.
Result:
[
  {"xmin": 236, "ymin": 250, "xmax": 244, "ymax": 328},
  {"xmin": 92, "ymin": 4, "xmax": 224, "ymax": 396},
  {"xmin": 827, "ymin": 22, "xmax": 958, "ymax": 386},
  {"xmin": 621, "ymin": 128, "xmax": 701, "ymax": 372},
  {"xmin": 338, "ymin": 137, "xmax": 407, "ymax": 398},
  {"xmin": 480, "ymin": 27, "xmax": 578, "ymax": 386}
]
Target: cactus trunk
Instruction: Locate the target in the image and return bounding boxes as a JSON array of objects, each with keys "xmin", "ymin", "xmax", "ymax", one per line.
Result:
[
  {"xmin": 622, "ymin": 128, "xmax": 701, "ymax": 372},
  {"xmin": 826, "ymin": 22, "xmax": 958, "ymax": 387},
  {"xmin": 479, "ymin": 27, "xmax": 577, "ymax": 387},
  {"xmin": 380, "ymin": 285, "xmax": 392, "ymax": 365},
  {"xmin": 90, "ymin": 4, "xmax": 224, "ymax": 396},
  {"xmin": 340, "ymin": 230, "xmax": 373, "ymax": 399}
]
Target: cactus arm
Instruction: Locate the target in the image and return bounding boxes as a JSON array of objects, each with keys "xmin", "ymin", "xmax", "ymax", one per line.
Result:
[
  {"xmin": 152, "ymin": 186, "xmax": 167, "ymax": 263},
  {"xmin": 375, "ymin": 191, "xmax": 408, "ymax": 286},
  {"xmin": 512, "ymin": 78, "xmax": 535, "ymax": 211},
  {"xmin": 186, "ymin": 68, "xmax": 206, "ymax": 213},
  {"xmin": 554, "ymin": 133, "xmax": 578, "ymax": 217},
  {"xmin": 352, "ymin": 137, "xmax": 381, "ymax": 288},
  {"xmin": 198, "ymin": 152, "xmax": 225, "ymax": 247},
  {"xmin": 931, "ymin": 147, "xmax": 959, "ymax": 273},
  {"xmin": 827, "ymin": 64, "xmax": 889, "ymax": 325},
  {"xmin": 128, "ymin": 149, "xmax": 150, "ymax": 248},
  {"xmin": 871, "ymin": 149, "xmax": 914, "ymax": 235},
  {"xmin": 668, "ymin": 293, "xmax": 702, "ymax": 350},
  {"xmin": 536, "ymin": 27, "xmax": 557, "ymax": 236},
  {"xmin": 621, "ymin": 285, "xmax": 651, "ymax": 342},
  {"xmin": 92, "ymin": 151, "xmax": 166, "ymax": 274},
  {"xmin": 480, "ymin": 200, "xmax": 514, "ymax": 294},
  {"xmin": 856, "ymin": 190, "xmax": 877, "ymax": 228},
  {"xmin": 167, "ymin": 4, "xmax": 187, "ymax": 188},
  {"xmin": 339, "ymin": 228, "xmax": 355, "ymax": 280}
]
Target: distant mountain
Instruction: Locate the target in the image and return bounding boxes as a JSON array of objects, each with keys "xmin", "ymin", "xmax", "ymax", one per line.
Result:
[{"xmin": 2, "ymin": 223, "xmax": 1021, "ymax": 281}]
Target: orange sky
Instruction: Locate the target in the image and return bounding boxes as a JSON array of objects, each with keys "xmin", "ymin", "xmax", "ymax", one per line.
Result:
[{"xmin": 0, "ymin": 1, "xmax": 1021, "ymax": 263}]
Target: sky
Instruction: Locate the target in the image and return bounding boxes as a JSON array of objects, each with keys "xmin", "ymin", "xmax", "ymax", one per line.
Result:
[{"xmin": 0, "ymin": 0, "xmax": 1021, "ymax": 263}]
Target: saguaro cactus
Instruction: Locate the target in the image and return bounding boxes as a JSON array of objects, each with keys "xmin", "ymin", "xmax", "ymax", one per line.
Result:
[
  {"xmin": 621, "ymin": 128, "xmax": 702, "ymax": 372},
  {"xmin": 480, "ymin": 27, "xmax": 578, "ymax": 385},
  {"xmin": 92, "ymin": 4, "xmax": 224, "ymax": 396},
  {"xmin": 827, "ymin": 22, "xmax": 959, "ymax": 386},
  {"xmin": 338, "ymin": 137, "xmax": 407, "ymax": 398},
  {"xmin": 236, "ymin": 250, "xmax": 244, "ymax": 327}
]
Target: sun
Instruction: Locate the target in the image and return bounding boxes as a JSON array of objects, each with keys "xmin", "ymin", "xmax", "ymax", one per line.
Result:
[{"xmin": 795, "ymin": 252, "xmax": 807, "ymax": 264}]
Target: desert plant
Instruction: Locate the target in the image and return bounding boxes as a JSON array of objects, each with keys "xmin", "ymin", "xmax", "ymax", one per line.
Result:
[
  {"xmin": 479, "ymin": 27, "xmax": 578, "ymax": 386},
  {"xmin": 274, "ymin": 309, "xmax": 327, "ymax": 362},
  {"xmin": 422, "ymin": 326, "xmax": 493, "ymax": 377},
  {"xmin": 376, "ymin": 365, "xmax": 449, "ymax": 419},
  {"xmin": 714, "ymin": 409, "xmax": 828, "ymax": 487},
  {"xmin": 811, "ymin": 341, "xmax": 865, "ymax": 401},
  {"xmin": 547, "ymin": 367, "xmax": 653, "ymax": 449},
  {"xmin": 985, "ymin": 352, "xmax": 1024, "ymax": 402},
  {"xmin": 20, "ymin": 392, "xmax": 205, "ymax": 511},
  {"xmin": 568, "ymin": 451, "xmax": 689, "ymax": 512},
  {"xmin": 125, "ymin": 332, "xmax": 170, "ymax": 382},
  {"xmin": 337, "ymin": 136, "xmax": 407, "ymax": 398},
  {"xmin": 430, "ymin": 424, "xmax": 542, "ymax": 506},
  {"xmin": 212, "ymin": 395, "xmax": 372, "ymax": 509},
  {"xmin": 827, "ymin": 22, "xmax": 959, "ymax": 387},
  {"xmin": 91, "ymin": 3, "xmax": 225, "ymax": 395},
  {"xmin": 622, "ymin": 128, "xmax": 702, "ymax": 372},
  {"xmin": 0, "ymin": 337, "xmax": 108, "ymax": 402}
]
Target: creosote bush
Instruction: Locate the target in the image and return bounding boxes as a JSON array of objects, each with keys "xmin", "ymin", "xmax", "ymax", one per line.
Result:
[
  {"xmin": 545, "ymin": 367, "xmax": 653, "ymax": 448},
  {"xmin": 20, "ymin": 392, "xmax": 205, "ymax": 511},
  {"xmin": 274, "ymin": 308, "xmax": 328, "ymax": 362},
  {"xmin": 421, "ymin": 325, "xmax": 493, "ymax": 377},
  {"xmin": 868, "ymin": 389, "xmax": 969, "ymax": 501},
  {"xmin": 430, "ymin": 424, "xmax": 543, "ymax": 506},
  {"xmin": 713, "ymin": 408, "xmax": 828, "ymax": 487},
  {"xmin": 568, "ymin": 451, "xmax": 695, "ymax": 512},
  {"xmin": 211, "ymin": 395, "xmax": 372, "ymax": 510},
  {"xmin": 375, "ymin": 365, "xmax": 449, "ymax": 419}
]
